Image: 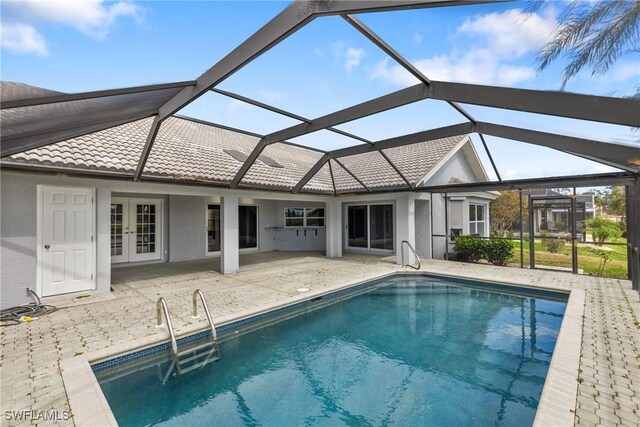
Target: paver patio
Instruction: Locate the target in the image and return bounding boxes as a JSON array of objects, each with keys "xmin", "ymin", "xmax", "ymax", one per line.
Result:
[{"xmin": 1, "ymin": 252, "xmax": 638, "ymax": 426}]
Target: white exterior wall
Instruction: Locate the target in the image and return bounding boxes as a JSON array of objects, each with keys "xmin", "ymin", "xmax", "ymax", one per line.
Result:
[
  {"xmin": 0, "ymin": 171, "xmax": 330, "ymax": 308},
  {"xmin": 422, "ymin": 150, "xmax": 496, "ymax": 259},
  {"xmin": 1, "ymin": 140, "xmax": 493, "ymax": 308},
  {"xmin": 261, "ymin": 200, "xmax": 326, "ymax": 252}
]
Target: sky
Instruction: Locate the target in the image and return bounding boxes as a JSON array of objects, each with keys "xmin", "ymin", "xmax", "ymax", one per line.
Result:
[{"xmin": 1, "ymin": 0, "xmax": 639, "ymax": 184}]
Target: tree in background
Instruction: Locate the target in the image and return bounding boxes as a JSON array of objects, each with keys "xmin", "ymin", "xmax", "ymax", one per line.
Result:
[
  {"xmin": 605, "ymin": 186, "xmax": 626, "ymax": 216},
  {"xmin": 529, "ymin": 0, "xmax": 640, "ymax": 92},
  {"xmin": 490, "ymin": 191, "xmax": 528, "ymax": 236},
  {"xmin": 582, "ymin": 186, "xmax": 626, "ymax": 216},
  {"xmin": 586, "ymin": 217, "xmax": 622, "ymax": 245}
]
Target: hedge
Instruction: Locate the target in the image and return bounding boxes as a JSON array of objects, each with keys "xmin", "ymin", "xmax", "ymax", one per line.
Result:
[{"xmin": 453, "ymin": 236, "xmax": 513, "ymax": 266}]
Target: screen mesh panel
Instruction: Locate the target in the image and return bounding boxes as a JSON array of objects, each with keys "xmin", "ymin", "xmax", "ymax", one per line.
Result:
[
  {"xmin": 0, "ymin": 81, "xmax": 63, "ymax": 102},
  {"xmin": 6, "ymin": 118, "xmax": 153, "ymax": 173},
  {"xmin": 330, "ymin": 159, "xmax": 367, "ymax": 193},
  {"xmin": 334, "ymin": 150, "xmax": 406, "ymax": 190},
  {"xmin": 1, "ymin": 87, "xmax": 184, "ymax": 156},
  {"xmin": 240, "ymin": 143, "xmax": 331, "ymax": 191},
  {"xmin": 143, "ymin": 117, "xmax": 259, "ymax": 183},
  {"xmin": 302, "ymin": 161, "xmax": 334, "ymax": 194},
  {"xmin": 382, "ymin": 135, "xmax": 466, "ymax": 186}
]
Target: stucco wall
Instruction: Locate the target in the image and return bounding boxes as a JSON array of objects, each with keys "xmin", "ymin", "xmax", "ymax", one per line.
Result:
[
  {"xmin": 423, "ymin": 149, "xmax": 478, "ymax": 187},
  {"xmin": 0, "ymin": 171, "xmax": 331, "ymax": 308},
  {"xmin": 262, "ymin": 200, "xmax": 326, "ymax": 252},
  {"xmin": 1, "ymin": 174, "xmax": 38, "ymax": 309},
  {"xmin": 1, "ymin": 173, "xmax": 111, "ymax": 309},
  {"xmin": 415, "ymin": 199, "xmax": 431, "ymax": 258},
  {"xmin": 168, "ymin": 195, "xmax": 208, "ymax": 262}
]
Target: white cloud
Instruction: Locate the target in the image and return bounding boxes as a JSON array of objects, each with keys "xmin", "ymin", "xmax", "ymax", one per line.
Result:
[
  {"xmin": 458, "ymin": 9, "xmax": 557, "ymax": 57},
  {"xmin": 5, "ymin": 0, "xmax": 143, "ymax": 39},
  {"xmin": 412, "ymin": 32, "xmax": 423, "ymax": 44},
  {"xmin": 1, "ymin": 0, "xmax": 143, "ymax": 55},
  {"xmin": 1, "ymin": 22, "xmax": 47, "ymax": 56},
  {"xmin": 370, "ymin": 8, "xmax": 557, "ymax": 87},
  {"xmin": 331, "ymin": 42, "xmax": 366, "ymax": 73},
  {"xmin": 344, "ymin": 47, "xmax": 366, "ymax": 73}
]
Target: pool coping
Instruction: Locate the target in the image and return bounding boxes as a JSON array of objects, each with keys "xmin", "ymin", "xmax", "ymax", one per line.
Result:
[{"xmin": 60, "ymin": 271, "xmax": 581, "ymax": 426}]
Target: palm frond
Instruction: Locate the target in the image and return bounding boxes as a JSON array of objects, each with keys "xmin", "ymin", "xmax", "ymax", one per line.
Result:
[{"xmin": 535, "ymin": 0, "xmax": 640, "ymax": 89}]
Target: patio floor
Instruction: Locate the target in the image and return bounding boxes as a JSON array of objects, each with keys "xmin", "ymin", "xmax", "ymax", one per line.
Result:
[{"xmin": 1, "ymin": 252, "xmax": 638, "ymax": 426}]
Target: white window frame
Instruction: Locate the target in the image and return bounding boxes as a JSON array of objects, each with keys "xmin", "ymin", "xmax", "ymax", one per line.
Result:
[
  {"xmin": 284, "ymin": 207, "xmax": 325, "ymax": 228},
  {"xmin": 468, "ymin": 203, "xmax": 486, "ymax": 237}
]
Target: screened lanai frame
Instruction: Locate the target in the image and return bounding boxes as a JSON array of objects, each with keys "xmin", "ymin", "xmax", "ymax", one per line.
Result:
[{"xmin": 1, "ymin": 0, "xmax": 639, "ymax": 289}]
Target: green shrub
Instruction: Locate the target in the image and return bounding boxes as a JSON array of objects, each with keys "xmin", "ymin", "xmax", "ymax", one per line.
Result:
[
  {"xmin": 484, "ymin": 239, "xmax": 514, "ymax": 266},
  {"xmin": 585, "ymin": 217, "xmax": 622, "ymax": 244},
  {"xmin": 453, "ymin": 236, "xmax": 485, "ymax": 262},
  {"xmin": 541, "ymin": 231, "xmax": 566, "ymax": 253},
  {"xmin": 453, "ymin": 236, "xmax": 513, "ymax": 266}
]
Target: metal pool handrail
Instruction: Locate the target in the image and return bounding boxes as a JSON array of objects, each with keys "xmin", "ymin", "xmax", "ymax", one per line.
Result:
[
  {"xmin": 192, "ymin": 289, "xmax": 218, "ymax": 343},
  {"xmin": 156, "ymin": 297, "xmax": 178, "ymax": 356},
  {"xmin": 401, "ymin": 240, "xmax": 421, "ymax": 270}
]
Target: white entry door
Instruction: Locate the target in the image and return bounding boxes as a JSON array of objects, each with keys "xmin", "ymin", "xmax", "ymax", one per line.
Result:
[
  {"xmin": 41, "ymin": 186, "xmax": 95, "ymax": 296},
  {"xmin": 111, "ymin": 198, "xmax": 163, "ymax": 263}
]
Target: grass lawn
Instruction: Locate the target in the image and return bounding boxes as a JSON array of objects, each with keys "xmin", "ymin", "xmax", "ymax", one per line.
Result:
[{"xmin": 509, "ymin": 238, "xmax": 628, "ymax": 279}]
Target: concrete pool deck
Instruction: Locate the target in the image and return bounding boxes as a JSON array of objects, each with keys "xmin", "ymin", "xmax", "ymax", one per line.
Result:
[{"xmin": 1, "ymin": 252, "xmax": 638, "ymax": 426}]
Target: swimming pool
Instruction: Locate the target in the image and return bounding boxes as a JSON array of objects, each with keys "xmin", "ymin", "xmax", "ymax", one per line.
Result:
[{"xmin": 94, "ymin": 275, "xmax": 567, "ymax": 426}]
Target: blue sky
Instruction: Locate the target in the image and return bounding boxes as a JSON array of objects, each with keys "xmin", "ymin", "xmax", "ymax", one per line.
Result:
[{"xmin": 1, "ymin": 0, "xmax": 639, "ymax": 183}]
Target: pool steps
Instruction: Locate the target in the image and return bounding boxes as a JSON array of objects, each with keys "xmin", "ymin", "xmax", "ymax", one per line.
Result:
[{"xmin": 156, "ymin": 290, "xmax": 220, "ymax": 379}]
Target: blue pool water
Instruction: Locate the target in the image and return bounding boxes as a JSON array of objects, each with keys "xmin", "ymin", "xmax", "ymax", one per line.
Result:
[{"xmin": 95, "ymin": 277, "xmax": 567, "ymax": 426}]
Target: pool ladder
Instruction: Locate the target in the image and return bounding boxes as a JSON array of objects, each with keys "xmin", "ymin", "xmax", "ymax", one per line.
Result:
[
  {"xmin": 156, "ymin": 290, "xmax": 220, "ymax": 378},
  {"xmin": 401, "ymin": 240, "xmax": 421, "ymax": 270}
]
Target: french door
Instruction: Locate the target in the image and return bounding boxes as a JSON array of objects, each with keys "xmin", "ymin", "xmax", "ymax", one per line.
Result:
[
  {"xmin": 111, "ymin": 198, "xmax": 163, "ymax": 263},
  {"xmin": 347, "ymin": 204, "xmax": 394, "ymax": 252}
]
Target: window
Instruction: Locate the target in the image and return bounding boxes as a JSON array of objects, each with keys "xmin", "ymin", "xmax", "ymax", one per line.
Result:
[
  {"xmin": 285, "ymin": 207, "xmax": 325, "ymax": 227},
  {"xmin": 469, "ymin": 204, "xmax": 486, "ymax": 236}
]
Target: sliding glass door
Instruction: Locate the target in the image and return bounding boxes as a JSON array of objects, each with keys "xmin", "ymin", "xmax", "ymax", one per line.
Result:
[
  {"xmin": 369, "ymin": 204, "xmax": 394, "ymax": 250},
  {"xmin": 347, "ymin": 204, "xmax": 394, "ymax": 252},
  {"xmin": 348, "ymin": 205, "xmax": 368, "ymax": 248},
  {"xmin": 239, "ymin": 205, "xmax": 258, "ymax": 250}
]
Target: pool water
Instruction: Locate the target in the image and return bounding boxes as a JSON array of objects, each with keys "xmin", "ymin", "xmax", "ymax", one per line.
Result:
[{"xmin": 96, "ymin": 278, "xmax": 566, "ymax": 426}]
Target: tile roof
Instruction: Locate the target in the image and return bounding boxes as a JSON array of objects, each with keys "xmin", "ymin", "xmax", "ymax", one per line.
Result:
[{"xmin": 6, "ymin": 108, "xmax": 469, "ymax": 194}]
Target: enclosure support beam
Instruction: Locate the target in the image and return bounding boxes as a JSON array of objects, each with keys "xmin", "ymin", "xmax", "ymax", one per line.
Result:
[
  {"xmin": 231, "ymin": 83, "xmax": 430, "ymax": 187},
  {"xmin": 428, "ymin": 80, "xmax": 640, "ymax": 127},
  {"xmin": 292, "ymin": 122, "xmax": 473, "ymax": 192},
  {"xmin": 334, "ymin": 158, "xmax": 370, "ymax": 192},
  {"xmin": 415, "ymin": 172, "xmax": 636, "ymax": 193},
  {"xmin": 211, "ymin": 88, "xmax": 372, "ymax": 145},
  {"xmin": 477, "ymin": 122, "xmax": 639, "ymax": 173},
  {"xmin": 134, "ymin": 116, "xmax": 162, "ymax": 181},
  {"xmin": 478, "ymin": 134, "xmax": 502, "ymax": 181},
  {"xmin": 627, "ymin": 177, "xmax": 640, "ymax": 292},
  {"xmin": 292, "ymin": 154, "xmax": 330, "ymax": 193},
  {"xmin": 519, "ymin": 189, "xmax": 524, "ymax": 269}
]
